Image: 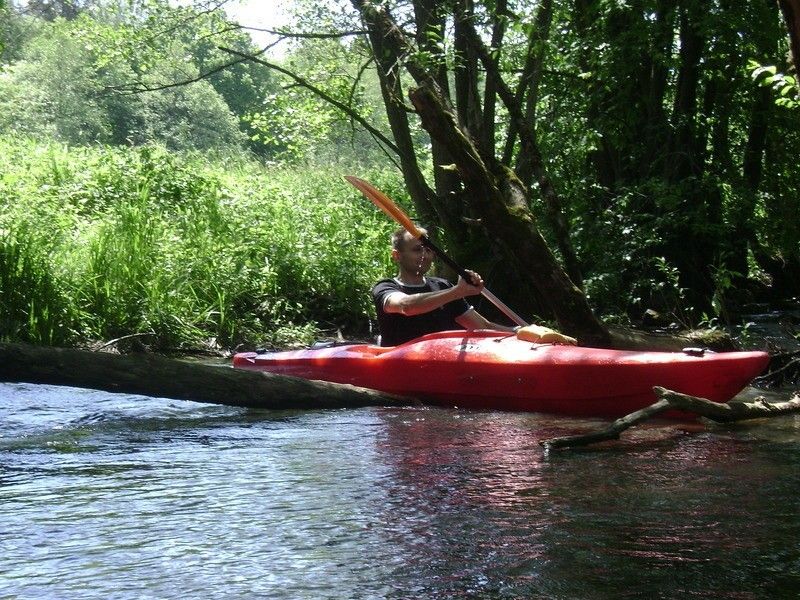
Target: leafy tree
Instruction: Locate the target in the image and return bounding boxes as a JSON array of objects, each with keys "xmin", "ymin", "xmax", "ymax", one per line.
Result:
[
  {"xmin": 221, "ymin": 0, "xmax": 800, "ymax": 342},
  {"xmin": 0, "ymin": 3, "xmax": 251, "ymax": 152},
  {"xmin": 564, "ymin": 0, "xmax": 798, "ymax": 313},
  {"xmin": 0, "ymin": 0, "xmax": 6, "ymax": 58},
  {"xmin": 20, "ymin": 0, "xmax": 87, "ymax": 20},
  {"xmin": 0, "ymin": 22, "xmax": 112, "ymax": 142},
  {"xmin": 5, "ymin": 0, "xmax": 799, "ymax": 345},
  {"xmin": 243, "ymin": 36, "xmax": 389, "ymax": 165},
  {"xmin": 148, "ymin": 3, "xmax": 280, "ymax": 155}
]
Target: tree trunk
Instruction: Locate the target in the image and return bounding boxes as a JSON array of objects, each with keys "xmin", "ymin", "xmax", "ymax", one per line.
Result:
[
  {"xmin": 355, "ymin": 0, "xmax": 607, "ymax": 343},
  {"xmin": 665, "ymin": 0, "xmax": 706, "ymax": 182},
  {"xmin": 727, "ymin": 86, "xmax": 772, "ymax": 281},
  {"xmin": 408, "ymin": 84, "xmax": 610, "ymax": 345},
  {"xmin": 453, "ymin": 0, "xmax": 484, "ymax": 142},
  {"xmin": 639, "ymin": 0, "xmax": 676, "ymax": 178},
  {"xmin": 413, "ymin": 0, "xmax": 464, "ymax": 209},
  {"xmin": 572, "ymin": 0, "xmax": 620, "ymax": 194},
  {"xmin": 0, "ymin": 343, "xmax": 412, "ymax": 410},
  {"xmin": 358, "ymin": 1, "xmax": 440, "ymax": 231},
  {"xmin": 778, "ymin": 0, "xmax": 800, "ymax": 77},
  {"xmin": 455, "ymin": 12, "xmax": 585, "ymax": 289}
]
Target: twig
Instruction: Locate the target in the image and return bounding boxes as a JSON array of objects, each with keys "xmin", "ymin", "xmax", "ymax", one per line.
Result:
[
  {"xmin": 541, "ymin": 387, "xmax": 800, "ymax": 451},
  {"xmin": 540, "ymin": 399, "xmax": 671, "ymax": 450},
  {"xmin": 96, "ymin": 332, "xmax": 155, "ymax": 351}
]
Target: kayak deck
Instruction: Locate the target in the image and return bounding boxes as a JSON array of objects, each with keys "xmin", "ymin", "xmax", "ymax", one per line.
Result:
[{"xmin": 233, "ymin": 330, "xmax": 770, "ymax": 417}]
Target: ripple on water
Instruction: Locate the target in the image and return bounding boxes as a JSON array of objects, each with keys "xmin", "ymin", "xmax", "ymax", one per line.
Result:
[{"xmin": 1, "ymin": 383, "xmax": 800, "ymax": 598}]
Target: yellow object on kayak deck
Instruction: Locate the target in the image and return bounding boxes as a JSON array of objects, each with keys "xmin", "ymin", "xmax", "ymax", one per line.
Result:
[{"xmin": 516, "ymin": 324, "xmax": 578, "ymax": 345}]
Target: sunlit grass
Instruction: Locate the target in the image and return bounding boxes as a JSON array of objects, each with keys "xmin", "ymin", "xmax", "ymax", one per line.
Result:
[{"xmin": 0, "ymin": 135, "xmax": 398, "ymax": 349}]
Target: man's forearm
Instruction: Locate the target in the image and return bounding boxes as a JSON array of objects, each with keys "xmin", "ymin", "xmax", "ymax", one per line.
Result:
[{"xmin": 386, "ymin": 287, "xmax": 463, "ymax": 316}]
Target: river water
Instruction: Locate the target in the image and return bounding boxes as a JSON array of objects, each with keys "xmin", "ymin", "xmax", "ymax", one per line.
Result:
[{"xmin": 1, "ymin": 382, "xmax": 799, "ymax": 599}]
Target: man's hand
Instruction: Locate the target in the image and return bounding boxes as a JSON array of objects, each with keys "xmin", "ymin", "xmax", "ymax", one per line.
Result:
[{"xmin": 455, "ymin": 270, "xmax": 485, "ymax": 297}]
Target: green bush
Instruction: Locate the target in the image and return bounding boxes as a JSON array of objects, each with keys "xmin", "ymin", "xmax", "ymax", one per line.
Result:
[{"xmin": 0, "ymin": 135, "xmax": 399, "ymax": 349}]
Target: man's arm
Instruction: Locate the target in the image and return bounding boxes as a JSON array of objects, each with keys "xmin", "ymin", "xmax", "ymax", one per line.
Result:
[{"xmin": 383, "ymin": 273, "xmax": 483, "ymax": 316}]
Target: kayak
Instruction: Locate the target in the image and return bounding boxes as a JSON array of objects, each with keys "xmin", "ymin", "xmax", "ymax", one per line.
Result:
[{"xmin": 232, "ymin": 330, "xmax": 770, "ymax": 417}]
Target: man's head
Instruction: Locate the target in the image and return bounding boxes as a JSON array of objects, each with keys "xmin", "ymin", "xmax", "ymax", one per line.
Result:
[{"xmin": 391, "ymin": 227, "xmax": 433, "ymax": 277}]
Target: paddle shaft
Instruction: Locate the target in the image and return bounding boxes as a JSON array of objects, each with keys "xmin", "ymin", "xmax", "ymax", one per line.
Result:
[
  {"xmin": 343, "ymin": 175, "xmax": 528, "ymax": 327},
  {"xmin": 418, "ymin": 234, "xmax": 528, "ymax": 327}
]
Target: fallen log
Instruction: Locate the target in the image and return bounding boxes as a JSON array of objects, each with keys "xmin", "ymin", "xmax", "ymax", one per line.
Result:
[
  {"xmin": 0, "ymin": 342, "xmax": 414, "ymax": 410},
  {"xmin": 541, "ymin": 386, "xmax": 800, "ymax": 451}
]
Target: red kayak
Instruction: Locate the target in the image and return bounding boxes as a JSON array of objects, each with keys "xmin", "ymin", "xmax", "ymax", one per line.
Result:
[{"xmin": 232, "ymin": 330, "xmax": 769, "ymax": 417}]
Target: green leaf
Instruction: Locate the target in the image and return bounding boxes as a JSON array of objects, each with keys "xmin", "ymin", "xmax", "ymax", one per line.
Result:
[{"xmin": 751, "ymin": 65, "xmax": 777, "ymax": 81}]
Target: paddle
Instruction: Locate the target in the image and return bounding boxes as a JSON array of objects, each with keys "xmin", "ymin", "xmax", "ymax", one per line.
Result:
[{"xmin": 344, "ymin": 175, "xmax": 529, "ymax": 327}]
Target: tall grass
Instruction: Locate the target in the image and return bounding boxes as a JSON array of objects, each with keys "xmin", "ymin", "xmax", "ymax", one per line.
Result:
[{"xmin": 0, "ymin": 136, "xmax": 399, "ymax": 349}]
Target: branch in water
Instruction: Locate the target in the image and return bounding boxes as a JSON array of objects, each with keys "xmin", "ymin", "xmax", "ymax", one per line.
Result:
[{"xmin": 541, "ymin": 387, "xmax": 800, "ymax": 451}]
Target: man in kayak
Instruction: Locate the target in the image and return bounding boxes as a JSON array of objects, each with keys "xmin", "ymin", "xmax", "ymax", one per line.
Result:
[{"xmin": 372, "ymin": 228, "xmax": 519, "ymax": 346}]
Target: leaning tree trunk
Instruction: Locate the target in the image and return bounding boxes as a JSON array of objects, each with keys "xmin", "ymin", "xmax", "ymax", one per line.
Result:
[
  {"xmin": 408, "ymin": 84, "xmax": 610, "ymax": 346},
  {"xmin": 353, "ymin": 0, "xmax": 610, "ymax": 346}
]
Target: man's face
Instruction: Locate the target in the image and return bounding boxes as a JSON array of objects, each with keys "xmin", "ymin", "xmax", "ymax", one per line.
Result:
[{"xmin": 393, "ymin": 232, "xmax": 433, "ymax": 276}]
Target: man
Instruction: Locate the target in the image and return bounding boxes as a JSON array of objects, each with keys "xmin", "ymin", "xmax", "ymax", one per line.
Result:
[{"xmin": 372, "ymin": 227, "xmax": 518, "ymax": 346}]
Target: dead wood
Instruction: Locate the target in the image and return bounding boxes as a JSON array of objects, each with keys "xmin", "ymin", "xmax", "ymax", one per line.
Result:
[
  {"xmin": 0, "ymin": 342, "xmax": 413, "ymax": 410},
  {"xmin": 541, "ymin": 386, "xmax": 800, "ymax": 450}
]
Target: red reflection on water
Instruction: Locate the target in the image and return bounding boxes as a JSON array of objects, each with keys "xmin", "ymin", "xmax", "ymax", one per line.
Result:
[{"xmin": 372, "ymin": 407, "xmax": 799, "ymax": 598}]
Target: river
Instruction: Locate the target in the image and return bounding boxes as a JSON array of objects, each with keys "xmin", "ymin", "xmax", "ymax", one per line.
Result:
[{"xmin": 1, "ymin": 382, "xmax": 799, "ymax": 599}]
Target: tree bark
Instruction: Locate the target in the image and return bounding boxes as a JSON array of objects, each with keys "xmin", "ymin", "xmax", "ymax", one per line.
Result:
[
  {"xmin": 408, "ymin": 83, "xmax": 610, "ymax": 345},
  {"xmin": 0, "ymin": 343, "xmax": 413, "ymax": 410},
  {"xmin": 665, "ymin": 0, "xmax": 706, "ymax": 182},
  {"xmin": 453, "ymin": 0, "xmax": 484, "ymax": 142},
  {"xmin": 541, "ymin": 387, "xmax": 800, "ymax": 450},
  {"xmin": 354, "ymin": 0, "xmax": 608, "ymax": 344},
  {"xmin": 778, "ymin": 0, "xmax": 800, "ymax": 77},
  {"xmin": 357, "ymin": 4, "xmax": 440, "ymax": 230},
  {"xmin": 413, "ymin": 0, "xmax": 464, "ymax": 208},
  {"xmin": 456, "ymin": 12, "xmax": 585, "ymax": 289}
]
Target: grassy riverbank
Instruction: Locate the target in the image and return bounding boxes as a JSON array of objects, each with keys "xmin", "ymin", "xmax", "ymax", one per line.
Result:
[{"xmin": 0, "ymin": 136, "xmax": 405, "ymax": 350}]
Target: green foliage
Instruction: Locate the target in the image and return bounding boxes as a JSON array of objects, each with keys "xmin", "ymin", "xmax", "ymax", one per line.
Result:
[
  {"xmin": 0, "ymin": 224, "xmax": 78, "ymax": 345},
  {"xmin": 0, "ymin": 23, "xmax": 111, "ymax": 143},
  {"xmin": 0, "ymin": 3, "xmax": 266, "ymax": 153},
  {"xmin": 0, "ymin": 135, "xmax": 398, "ymax": 349},
  {"xmin": 246, "ymin": 90, "xmax": 335, "ymax": 163},
  {"xmin": 0, "ymin": 0, "xmax": 6, "ymax": 58},
  {"xmin": 246, "ymin": 35, "xmax": 390, "ymax": 166},
  {"xmin": 749, "ymin": 60, "xmax": 799, "ymax": 110},
  {"xmin": 3, "ymin": 0, "xmax": 799, "ymax": 341}
]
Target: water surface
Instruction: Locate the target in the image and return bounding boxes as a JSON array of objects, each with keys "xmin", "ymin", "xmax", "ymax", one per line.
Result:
[{"xmin": 1, "ymin": 382, "xmax": 799, "ymax": 598}]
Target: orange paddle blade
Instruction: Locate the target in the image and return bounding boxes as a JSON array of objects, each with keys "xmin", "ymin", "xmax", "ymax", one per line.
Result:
[{"xmin": 344, "ymin": 175, "xmax": 424, "ymax": 238}]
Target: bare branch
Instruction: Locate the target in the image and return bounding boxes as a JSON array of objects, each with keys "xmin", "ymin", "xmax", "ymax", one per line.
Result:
[
  {"xmin": 541, "ymin": 399, "xmax": 672, "ymax": 451},
  {"xmin": 217, "ymin": 46, "xmax": 400, "ymax": 156},
  {"xmin": 541, "ymin": 387, "xmax": 800, "ymax": 451},
  {"xmin": 242, "ymin": 27, "xmax": 367, "ymax": 39},
  {"xmin": 104, "ymin": 55, "xmax": 256, "ymax": 95}
]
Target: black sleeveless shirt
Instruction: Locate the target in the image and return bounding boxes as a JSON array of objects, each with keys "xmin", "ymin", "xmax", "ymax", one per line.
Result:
[{"xmin": 371, "ymin": 277, "xmax": 471, "ymax": 346}]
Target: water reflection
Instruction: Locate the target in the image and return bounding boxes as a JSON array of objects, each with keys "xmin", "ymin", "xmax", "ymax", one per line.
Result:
[
  {"xmin": 1, "ymin": 383, "xmax": 799, "ymax": 598},
  {"xmin": 375, "ymin": 407, "xmax": 800, "ymax": 598}
]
